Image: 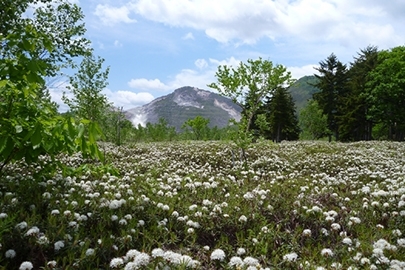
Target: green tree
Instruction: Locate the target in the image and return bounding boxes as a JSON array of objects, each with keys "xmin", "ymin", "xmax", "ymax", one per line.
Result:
[
  {"xmin": 208, "ymin": 58, "xmax": 294, "ymax": 151},
  {"xmin": 338, "ymin": 46, "xmax": 379, "ymax": 141},
  {"xmin": 265, "ymin": 87, "xmax": 300, "ymax": 142},
  {"xmin": 182, "ymin": 115, "xmax": 210, "ymax": 140},
  {"xmin": 367, "ymin": 46, "xmax": 405, "ymax": 141},
  {"xmin": 313, "ymin": 53, "xmax": 348, "ymax": 141},
  {"xmin": 299, "ymin": 99, "xmax": 330, "ymax": 140},
  {"xmin": 0, "ymin": 0, "xmax": 103, "ymax": 175},
  {"xmin": 63, "ymin": 54, "xmax": 110, "ymax": 123}
]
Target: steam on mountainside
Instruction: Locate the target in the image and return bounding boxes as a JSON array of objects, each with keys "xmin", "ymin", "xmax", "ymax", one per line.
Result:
[{"xmin": 124, "ymin": 86, "xmax": 242, "ymax": 131}]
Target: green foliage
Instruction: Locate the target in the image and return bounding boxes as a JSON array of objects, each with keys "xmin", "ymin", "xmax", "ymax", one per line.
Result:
[
  {"xmin": 182, "ymin": 115, "xmax": 210, "ymax": 140},
  {"xmin": 313, "ymin": 53, "xmax": 348, "ymax": 142},
  {"xmin": 264, "ymin": 87, "xmax": 300, "ymax": 142},
  {"xmin": 0, "ymin": 0, "xmax": 103, "ymax": 175},
  {"xmin": 208, "ymin": 58, "xmax": 294, "ymax": 135},
  {"xmin": 367, "ymin": 46, "xmax": 405, "ymax": 141},
  {"xmin": 63, "ymin": 54, "xmax": 110, "ymax": 123},
  {"xmin": 299, "ymin": 99, "xmax": 330, "ymax": 140}
]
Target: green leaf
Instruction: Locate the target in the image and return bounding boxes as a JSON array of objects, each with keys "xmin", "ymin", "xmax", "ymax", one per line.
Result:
[{"xmin": 31, "ymin": 124, "xmax": 42, "ymax": 148}]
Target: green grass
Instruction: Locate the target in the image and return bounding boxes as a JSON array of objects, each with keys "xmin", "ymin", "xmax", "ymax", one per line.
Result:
[{"xmin": 1, "ymin": 140, "xmax": 405, "ymax": 269}]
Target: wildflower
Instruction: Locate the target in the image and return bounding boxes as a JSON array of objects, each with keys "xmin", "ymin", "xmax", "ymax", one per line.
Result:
[
  {"xmin": 331, "ymin": 223, "xmax": 341, "ymax": 231},
  {"xmin": 187, "ymin": 228, "xmax": 195, "ymax": 234},
  {"xmin": 47, "ymin": 261, "xmax": 57, "ymax": 267},
  {"xmin": 111, "ymin": 215, "xmax": 118, "ymax": 221},
  {"xmin": 151, "ymin": 248, "xmax": 164, "ymax": 258},
  {"xmin": 133, "ymin": 252, "xmax": 150, "ymax": 268},
  {"xmin": 25, "ymin": 226, "xmax": 40, "ymax": 236},
  {"xmin": 0, "ymin": 213, "xmax": 7, "ymax": 219},
  {"xmin": 283, "ymin": 252, "xmax": 298, "ymax": 262},
  {"xmin": 228, "ymin": 256, "xmax": 243, "ymax": 267},
  {"xmin": 342, "ymin": 237, "xmax": 353, "ymax": 245},
  {"xmin": 302, "ymin": 229, "xmax": 312, "ymax": 236},
  {"xmin": 54, "ymin": 240, "xmax": 65, "ymax": 251},
  {"xmin": 37, "ymin": 235, "xmax": 49, "ymax": 245},
  {"xmin": 392, "ymin": 229, "xmax": 402, "ymax": 237},
  {"xmin": 397, "ymin": 238, "xmax": 405, "ymax": 247},
  {"xmin": 5, "ymin": 249, "xmax": 16, "ymax": 258},
  {"xmin": 237, "ymin": 247, "xmax": 246, "ymax": 255},
  {"xmin": 210, "ymin": 248, "xmax": 226, "ymax": 261},
  {"xmin": 203, "ymin": 245, "xmax": 210, "ymax": 251},
  {"xmin": 15, "ymin": 221, "xmax": 28, "ymax": 230},
  {"xmin": 110, "ymin": 258, "xmax": 124, "ymax": 268},
  {"xmin": 19, "ymin": 261, "xmax": 33, "ymax": 270},
  {"xmin": 239, "ymin": 215, "xmax": 247, "ymax": 222},
  {"xmin": 86, "ymin": 248, "xmax": 95, "ymax": 256},
  {"xmin": 243, "ymin": 256, "xmax": 259, "ymax": 266},
  {"xmin": 321, "ymin": 248, "xmax": 334, "ymax": 257}
]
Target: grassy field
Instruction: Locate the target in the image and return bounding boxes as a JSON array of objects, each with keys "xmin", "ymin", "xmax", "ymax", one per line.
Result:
[{"xmin": 1, "ymin": 140, "xmax": 405, "ymax": 269}]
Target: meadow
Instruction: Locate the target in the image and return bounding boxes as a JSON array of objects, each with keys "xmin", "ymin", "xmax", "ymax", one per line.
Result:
[{"xmin": 1, "ymin": 140, "xmax": 405, "ymax": 269}]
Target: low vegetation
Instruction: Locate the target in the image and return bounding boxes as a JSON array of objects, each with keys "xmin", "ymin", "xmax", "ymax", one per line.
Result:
[{"xmin": 1, "ymin": 140, "xmax": 405, "ymax": 269}]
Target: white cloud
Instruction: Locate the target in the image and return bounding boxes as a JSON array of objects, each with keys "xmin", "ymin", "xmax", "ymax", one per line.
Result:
[
  {"xmin": 129, "ymin": 0, "xmax": 405, "ymax": 48},
  {"xmin": 288, "ymin": 64, "xmax": 318, "ymax": 80},
  {"xmin": 128, "ymin": 78, "xmax": 172, "ymax": 91},
  {"xmin": 127, "ymin": 56, "xmax": 318, "ymax": 96},
  {"xmin": 94, "ymin": 4, "xmax": 136, "ymax": 25},
  {"xmin": 103, "ymin": 89, "xmax": 154, "ymax": 110},
  {"xmin": 182, "ymin": 32, "xmax": 195, "ymax": 40}
]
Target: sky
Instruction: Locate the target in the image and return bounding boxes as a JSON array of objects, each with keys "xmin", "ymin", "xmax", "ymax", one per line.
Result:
[{"xmin": 50, "ymin": 0, "xmax": 405, "ymax": 111}]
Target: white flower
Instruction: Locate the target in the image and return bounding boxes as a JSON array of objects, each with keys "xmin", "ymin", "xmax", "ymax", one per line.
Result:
[
  {"xmin": 187, "ymin": 228, "xmax": 195, "ymax": 234},
  {"xmin": 0, "ymin": 213, "xmax": 7, "ymax": 219},
  {"xmin": 331, "ymin": 223, "xmax": 341, "ymax": 231},
  {"xmin": 151, "ymin": 248, "xmax": 164, "ymax": 258},
  {"xmin": 85, "ymin": 248, "xmax": 95, "ymax": 256},
  {"xmin": 243, "ymin": 256, "xmax": 259, "ymax": 266},
  {"xmin": 5, "ymin": 249, "xmax": 16, "ymax": 258},
  {"xmin": 15, "ymin": 221, "xmax": 28, "ymax": 230},
  {"xmin": 321, "ymin": 248, "xmax": 334, "ymax": 257},
  {"xmin": 228, "ymin": 256, "xmax": 243, "ymax": 267},
  {"xmin": 210, "ymin": 249, "xmax": 226, "ymax": 261},
  {"xmin": 54, "ymin": 240, "xmax": 65, "ymax": 251},
  {"xmin": 19, "ymin": 261, "xmax": 33, "ymax": 270},
  {"xmin": 25, "ymin": 226, "xmax": 40, "ymax": 236},
  {"xmin": 302, "ymin": 229, "xmax": 312, "ymax": 236},
  {"xmin": 126, "ymin": 249, "xmax": 140, "ymax": 260},
  {"xmin": 342, "ymin": 237, "xmax": 353, "ymax": 245},
  {"xmin": 283, "ymin": 252, "xmax": 298, "ymax": 262},
  {"xmin": 133, "ymin": 253, "xmax": 150, "ymax": 267},
  {"xmin": 110, "ymin": 258, "xmax": 124, "ymax": 268},
  {"xmin": 237, "ymin": 247, "xmax": 246, "ymax": 255},
  {"xmin": 239, "ymin": 215, "xmax": 247, "ymax": 222}
]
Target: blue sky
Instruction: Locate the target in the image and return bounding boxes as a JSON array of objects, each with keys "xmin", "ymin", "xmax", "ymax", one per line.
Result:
[{"xmin": 52, "ymin": 0, "xmax": 405, "ymax": 111}]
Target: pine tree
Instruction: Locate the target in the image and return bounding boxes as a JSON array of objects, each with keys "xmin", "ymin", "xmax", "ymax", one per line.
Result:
[
  {"xmin": 265, "ymin": 88, "xmax": 300, "ymax": 142},
  {"xmin": 313, "ymin": 53, "xmax": 348, "ymax": 141}
]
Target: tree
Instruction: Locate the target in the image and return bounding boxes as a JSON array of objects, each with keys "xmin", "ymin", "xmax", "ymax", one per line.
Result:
[
  {"xmin": 182, "ymin": 116, "xmax": 210, "ymax": 140},
  {"xmin": 367, "ymin": 46, "xmax": 405, "ymax": 141},
  {"xmin": 299, "ymin": 99, "xmax": 330, "ymax": 140},
  {"xmin": 338, "ymin": 46, "xmax": 379, "ymax": 141},
  {"xmin": 313, "ymin": 53, "xmax": 348, "ymax": 141},
  {"xmin": 265, "ymin": 87, "xmax": 300, "ymax": 142},
  {"xmin": 208, "ymin": 58, "xmax": 294, "ymax": 135},
  {"xmin": 0, "ymin": 0, "xmax": 103, "ymax": 175},
  {"xmin": 63, "ymin": 54, "xmax": 110, "ymax": 123}
]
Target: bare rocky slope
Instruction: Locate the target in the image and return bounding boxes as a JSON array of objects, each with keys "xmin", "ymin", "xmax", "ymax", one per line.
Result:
[{"xmin": 124, "ymin": 86, "xmax": 242, "ymax": 131}]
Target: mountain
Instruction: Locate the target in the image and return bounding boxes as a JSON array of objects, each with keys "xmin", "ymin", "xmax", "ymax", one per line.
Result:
[
  {"xmin": 288, "ymin": 75, "xmax": 319, "ymax": 112},
  {"xmin": 124, "ymin": 86, "xmax": 242, "ymax": 130}
]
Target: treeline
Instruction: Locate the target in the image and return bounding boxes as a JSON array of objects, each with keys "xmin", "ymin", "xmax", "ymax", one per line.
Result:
[{"xmin": 301, "ymin": 45, "xmax": 405, "ymax": 142}]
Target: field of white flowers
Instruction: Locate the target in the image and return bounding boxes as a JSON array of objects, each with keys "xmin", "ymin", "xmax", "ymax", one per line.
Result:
[{"xmin": 1, "ymin": 140, "xmax": 405, "ymax": 269}]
